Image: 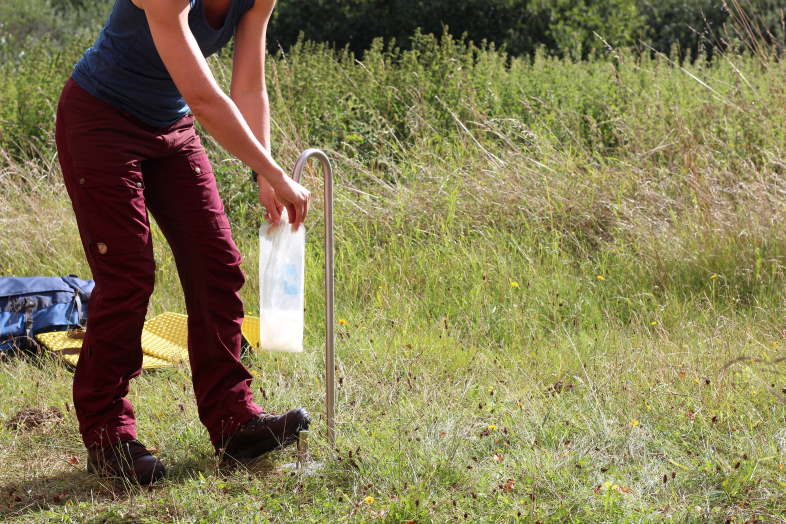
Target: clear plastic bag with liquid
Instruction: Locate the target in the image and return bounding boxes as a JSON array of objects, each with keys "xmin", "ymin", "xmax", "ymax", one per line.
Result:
[{"xmin": 258, "ymin": 209, "xmax": 304, "ymax": 352}]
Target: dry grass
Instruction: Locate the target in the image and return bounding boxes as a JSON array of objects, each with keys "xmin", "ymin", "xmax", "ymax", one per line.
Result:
[{"xmin": 1, "ymin": 34, "xmax": 786, "ymax": 522}]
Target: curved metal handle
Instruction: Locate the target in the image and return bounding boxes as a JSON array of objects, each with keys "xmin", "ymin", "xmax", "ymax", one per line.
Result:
[
  {"xmin": 291, "ymin": 148, "xmax": 331, "ymax": 185},
  {"xmin": 291, "ymin": 149, "xmax": 336, "ymax": 447}
]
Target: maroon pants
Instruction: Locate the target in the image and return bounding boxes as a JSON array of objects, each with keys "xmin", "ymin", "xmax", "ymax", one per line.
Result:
[{"xmin": 55, "ymin": 78, "xmax": 261, "ymax": 449}]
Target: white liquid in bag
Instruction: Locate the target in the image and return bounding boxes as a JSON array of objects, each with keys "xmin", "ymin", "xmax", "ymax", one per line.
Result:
[{"xmin": 259, "ymin": 309, "xmax": 304, "ymax": 353}]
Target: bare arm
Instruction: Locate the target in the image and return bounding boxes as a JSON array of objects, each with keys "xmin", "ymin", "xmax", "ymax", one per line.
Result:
[
  {"xmin": 231, "ymin": 0, "xmax": 273, "ymax": 150},
  {"xmin": 231, "ymin": 0, "xmax": 283, "ymax": 224},
  {"xmin": 137, "ymin": 0, "xmax": 309, "ymax": 226}
]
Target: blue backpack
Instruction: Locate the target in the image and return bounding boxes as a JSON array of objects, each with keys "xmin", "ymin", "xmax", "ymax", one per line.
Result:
[{"xmin": 0, "ymin": 275, "xmax": 94, "ymax": 352}]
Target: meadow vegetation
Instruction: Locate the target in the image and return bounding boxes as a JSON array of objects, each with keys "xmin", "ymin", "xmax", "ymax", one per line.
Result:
[
  {"xmin": 1, "ymin": 1, "xmax": 786, "ymax": 522},
  {"xmin": 3, "ymin": 0, "xmax": 786, "ymax": 60}
]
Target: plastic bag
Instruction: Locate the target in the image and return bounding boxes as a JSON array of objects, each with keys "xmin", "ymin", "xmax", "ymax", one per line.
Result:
[{"xmin": 258, "ymin": 209, "xmax": 305, "ymax": 352}]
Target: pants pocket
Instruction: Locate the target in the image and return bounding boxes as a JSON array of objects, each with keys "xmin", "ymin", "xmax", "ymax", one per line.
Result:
[{"xmin": 73, "ymin": 170, "xmax": 151, "ymax": 256}]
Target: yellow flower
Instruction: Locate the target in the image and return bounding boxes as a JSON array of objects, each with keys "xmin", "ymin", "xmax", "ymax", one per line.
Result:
[
  {"xmin": 629, "ymin": 419, "xmax": 639, "ymax": 427},
  {"xmin": 710, "ymin": 274, "xmax": 719, "ymax": 280},
  {"xmin": 510, "ymin": 281, "xmax": 520, "ymax": 288},
  {"xmin": 487, "ymin": 424, "xmax": 497, "ymax": 432},
  {"xmin": 338, "ymin": 318, "xmax": 348, "ymax": 326},
  {"xmin": 250, "ymin": 369, "xmax": 259, "ymax": 376},
  {"xmin": 650, "ymin": 321, "xmax": 657, "ymax": 326},
  {"xmin": 363, "ymin": 496, "xmax": 375, "ymax": 505},
  {"xmin": 596, "ymin": 275, "xmax": 606, "ymax": 281}
]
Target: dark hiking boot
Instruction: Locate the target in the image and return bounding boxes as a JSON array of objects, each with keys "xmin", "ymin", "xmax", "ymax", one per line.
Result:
[
  {"xmin": 86, "ymin": 439, "xmax": 165, "ymax": 485},
  {"xmin": 218, "ymin": 408, "xmax": 311, "ymax": 468}
]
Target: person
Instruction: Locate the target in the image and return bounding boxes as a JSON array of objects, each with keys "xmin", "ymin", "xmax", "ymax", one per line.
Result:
[{"xmin": 54, "ymin": 0, "xmax": 311, "ymax": 485}]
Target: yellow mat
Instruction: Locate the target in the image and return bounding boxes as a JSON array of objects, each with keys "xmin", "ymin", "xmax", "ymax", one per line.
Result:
[
  {"xmin": 35, "ymin": 312, "xmax": 261, "ymax": 369},
  {"xmin": 141, "ymin": 312, "xmax": 190, "ymax": 363},
  {"xmin": 241, "ymin": 315, "xmax": 260, "ymax": 349},
  {"xmin": 35, "ymin": 330, "xmax": 173, "ymax": 369}
]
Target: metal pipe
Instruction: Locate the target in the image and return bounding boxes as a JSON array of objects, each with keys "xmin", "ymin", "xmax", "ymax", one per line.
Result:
[
  {"xmin": 296, "ymin": 430, "xmax": 309, "ymax": 469},
  {"xmin": 291, "ymin": 149, "xmax": 335, "ymax": 447}
]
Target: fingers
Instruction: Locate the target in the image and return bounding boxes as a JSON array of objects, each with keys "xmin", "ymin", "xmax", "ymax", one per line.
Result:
[
  {"xmin": 267, "ymin": 201, "xmax": 282, "ymax": 225},
  {"xmin": 273, "ymin": 179, "xmax": 310, "ymax": 231},
  {"xmin": 293, "ymin": 190, "xmax": 310, "ymax": 231},
  {"xmin": 285, "ymin": 202, "xmax": 297, "ymax": 228},
  {"xmin": 259, "ymin": 185, "xmax": 284, "ymax": 226}
]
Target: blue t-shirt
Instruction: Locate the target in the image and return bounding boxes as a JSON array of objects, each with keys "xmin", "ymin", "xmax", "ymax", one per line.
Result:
[{"xmin": 72, "ymin": 0, "xmax": 255, "ymax": 128}]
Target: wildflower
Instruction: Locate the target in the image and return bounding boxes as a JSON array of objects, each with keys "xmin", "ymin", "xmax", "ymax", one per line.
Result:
[
  {"xmin": 487, "ymin": 424, "xmax": 497, "ymax": 432},
  {"xmin": 250, "ymin": 369, "xmax": 259, "ymax": 376},
  {"xmin": 363, "ymin": 496, "xmax": 375, "ymax": 505},
  {"xmin": 510, "ymin": 281, "xmax": 520, "ymax": 288},
  {"xmin": 596, "ymin": 275, "xmax": 605, "ymax": 281},
  {"xmin": 338, "ymin": 318, "xmax": 348, "ymax": 326},
  {"xmin": 600, "ymin": 481, "xmax": 622, "ymax": 493},
  {"xmin": 710, "ymin": 274, "xmax": 719, "ymax": 280},
  {"xmin": 629, "ymin": 419, "xmax": 639, "ymax": 427},
  {"xmin": 650, "ymin": 321, "xmax": 657, "ymax": 326}
]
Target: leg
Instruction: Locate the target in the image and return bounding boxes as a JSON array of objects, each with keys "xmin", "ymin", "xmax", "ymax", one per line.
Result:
[
  {"xmin": 142, "ymin": 130, "xmax": 261, "ymax": 449},
  {"xmin": 56, "ymin": 78, "xmax": 156, "ymax": 448}
]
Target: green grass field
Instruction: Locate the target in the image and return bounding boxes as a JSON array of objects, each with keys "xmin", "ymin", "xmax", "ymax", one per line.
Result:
[{"xmin": 2, "ymin": 32, "xmax": 786, "ymax": 522}]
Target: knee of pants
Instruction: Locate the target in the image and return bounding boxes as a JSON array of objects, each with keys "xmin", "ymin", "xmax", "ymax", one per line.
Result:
[
  {"xmin": 200, "ymin": 231, "xmax": 246, "ymax": 293},
  {"xmin": 205, "ymin": 257, "xmax": 245, "ymax": 295},
  {"xmin": 90, "ymin": 250, "xmax": 156, "ymax": 304},
  {"xmin": 200, "ymin": 258, "xmax": 245, "ymax": 313}
]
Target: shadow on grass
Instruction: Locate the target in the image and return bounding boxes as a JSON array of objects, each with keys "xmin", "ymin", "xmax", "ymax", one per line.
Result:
[
  {"xmin": 0, "ymin": 467, "xmax": 133, "ymax": 520},
  {"xmin": 0, "ymin": 454, "xmax": 285, "ymax": 520}
]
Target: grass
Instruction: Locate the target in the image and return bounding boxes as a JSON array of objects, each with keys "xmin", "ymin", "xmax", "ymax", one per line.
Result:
[{"xmin": 1, "ymin": 27, "xmax": 786, "ymax": 523}]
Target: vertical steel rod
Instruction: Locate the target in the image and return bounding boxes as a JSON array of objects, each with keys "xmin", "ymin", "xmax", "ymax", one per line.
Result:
[
  {"xmin": 296, "ymin": 430, "xmax": 309, "ymax": 469},
  {"xmin": 292, "ymin": 149, "xmax": 335, "ymax": 447}
]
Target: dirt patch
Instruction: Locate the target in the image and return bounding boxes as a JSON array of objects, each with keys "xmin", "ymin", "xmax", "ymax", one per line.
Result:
[
  {"xmin": 5, "ymin": 407, "xmax": 64, "ymax": 431},
  {"xmin": 546, "ymin": 381, "xmax": 574, "ymax": 396}
]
